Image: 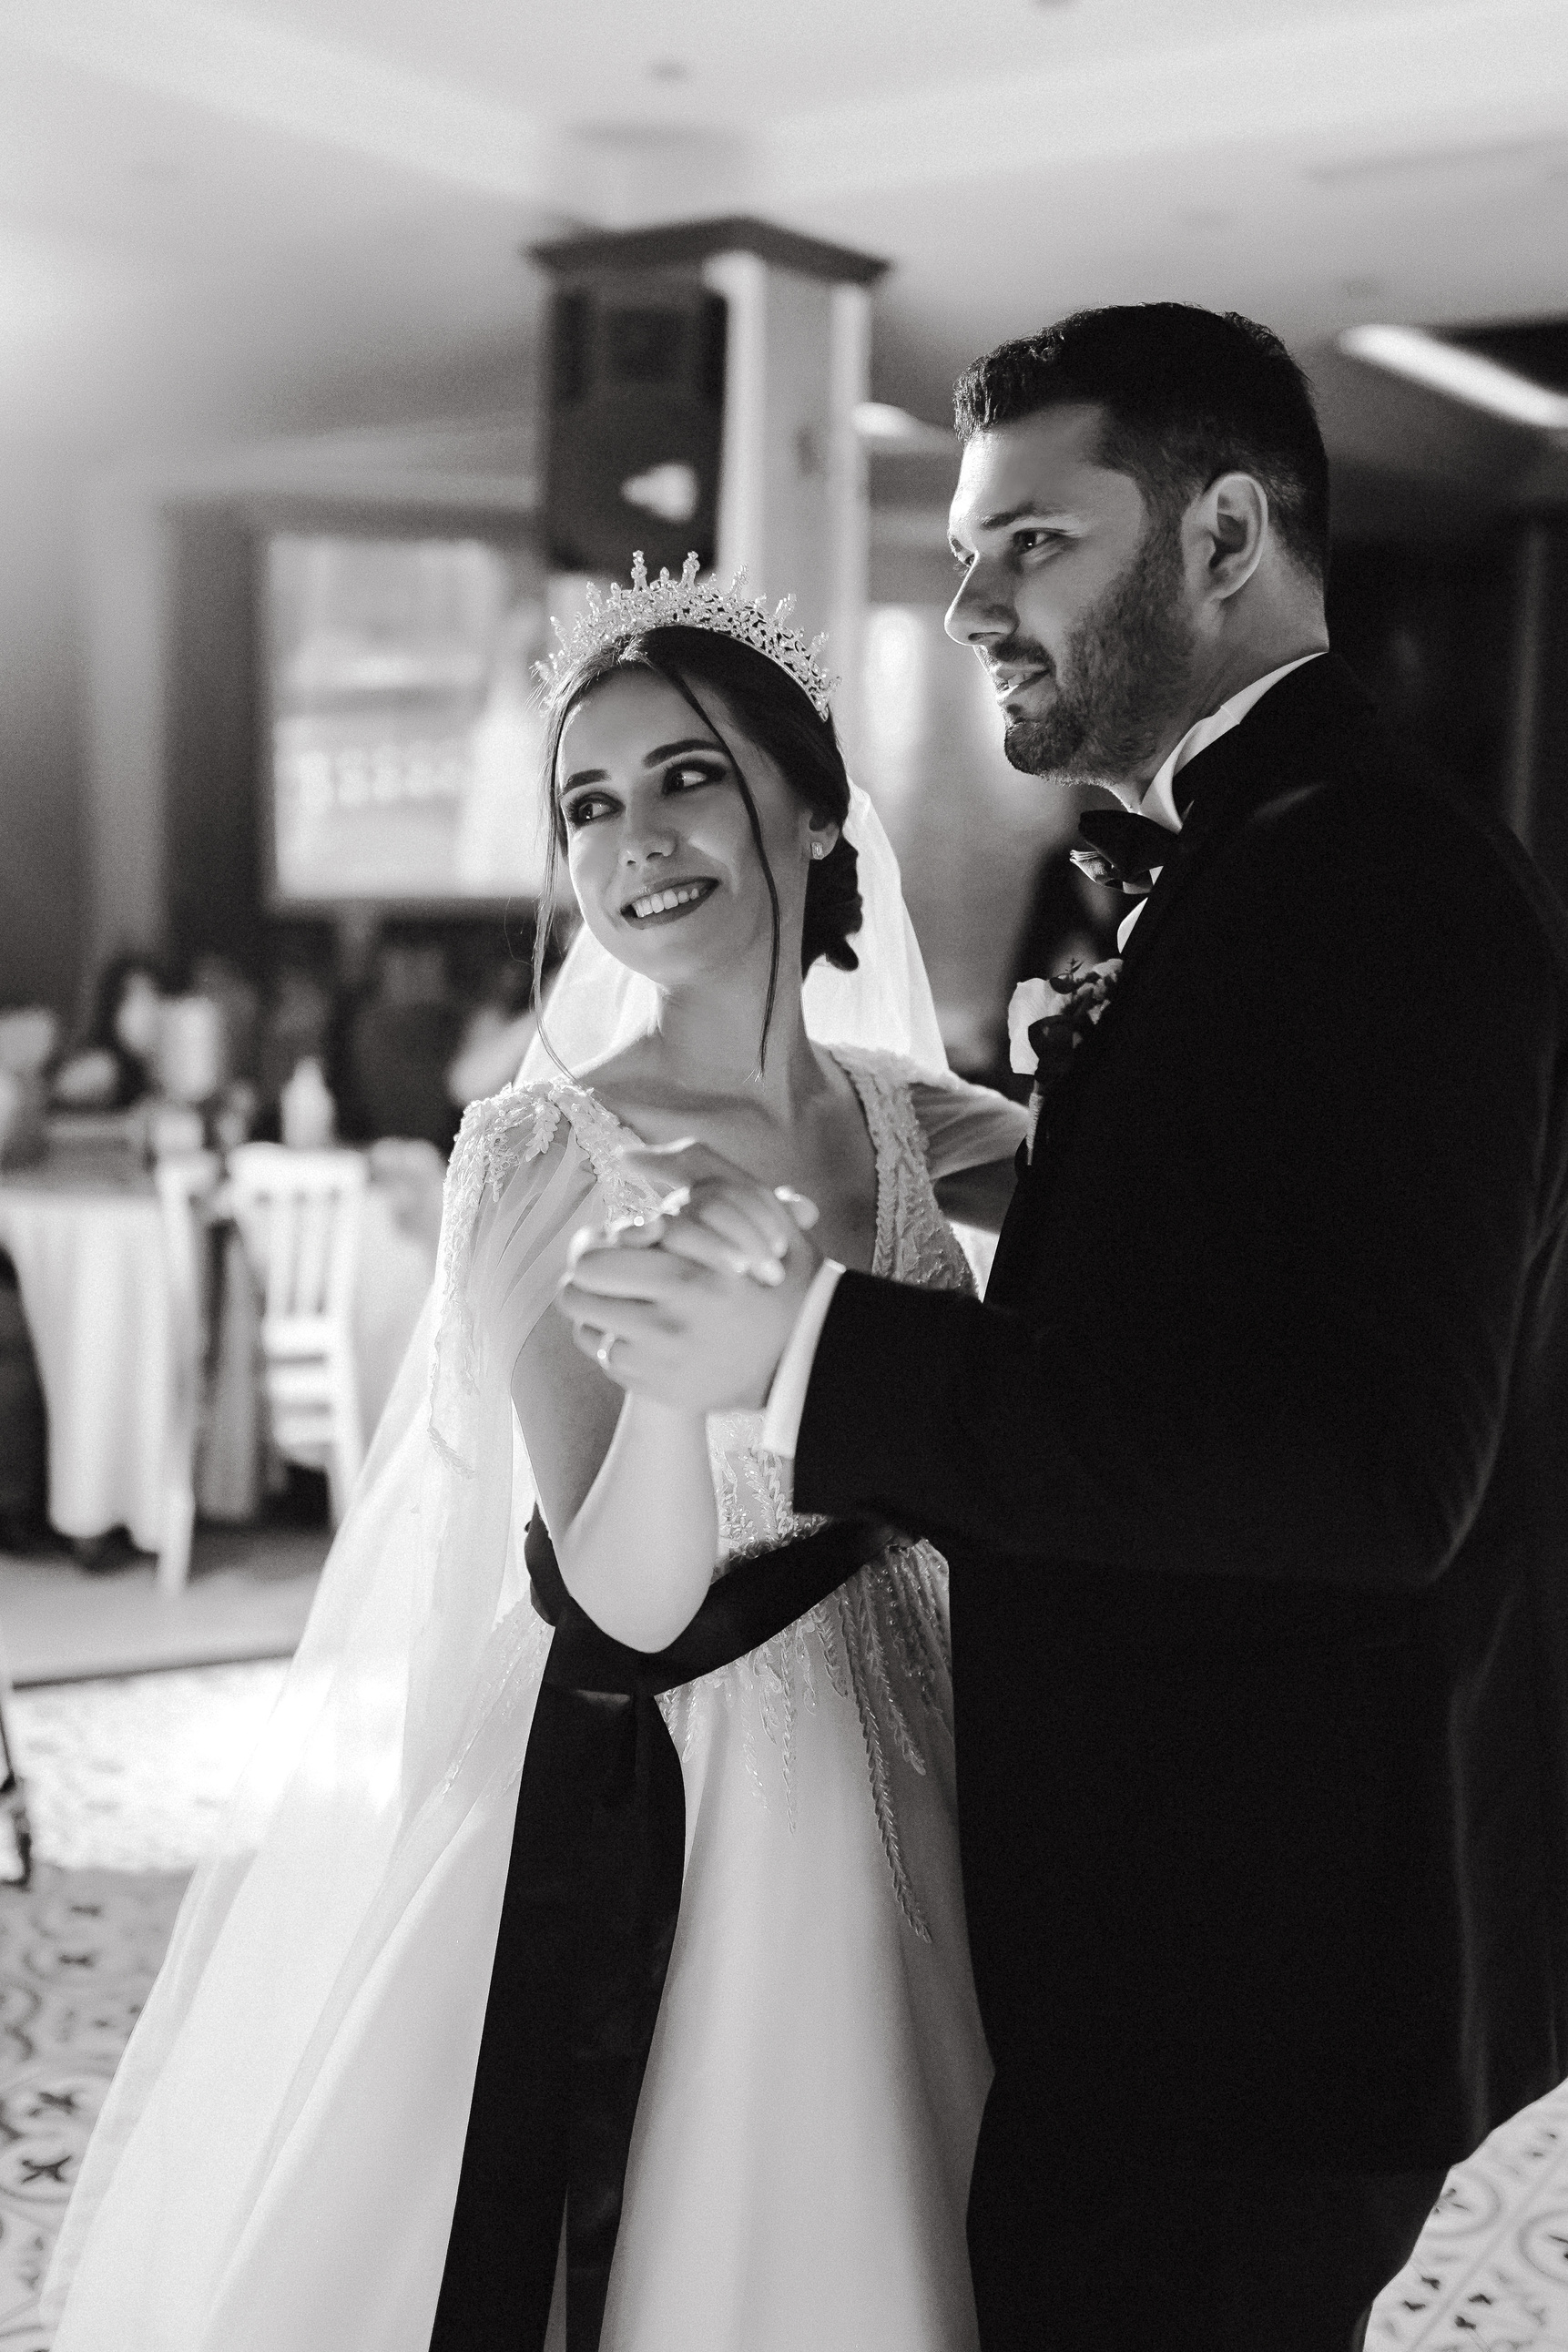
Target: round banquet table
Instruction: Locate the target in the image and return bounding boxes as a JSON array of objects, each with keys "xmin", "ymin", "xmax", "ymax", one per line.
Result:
[
  {"xmin": 0, "ymin": 1147, "xmax": 433, "ymax": 1552},
  {"xmin": 0, "ymin": 1155, "xmax": 170, "ymax": 1548}
]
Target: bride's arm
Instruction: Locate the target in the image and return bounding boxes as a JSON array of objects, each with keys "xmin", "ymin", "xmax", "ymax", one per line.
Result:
[{"xmin": 513, "ymin": 1308, "xmax": 718, "ymax": 1652}]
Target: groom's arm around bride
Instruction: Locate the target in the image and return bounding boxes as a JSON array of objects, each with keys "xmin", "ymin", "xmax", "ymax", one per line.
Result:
[{"xmin": 560, "ymin": 304, "xmax": 1568, "ymax": 2352}]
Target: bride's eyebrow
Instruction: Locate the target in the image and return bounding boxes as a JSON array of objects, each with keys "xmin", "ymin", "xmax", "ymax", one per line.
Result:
[
  {"xmin": 642, "ymin": 736, "xmax": 722, "ymax": 767},
  {"xmin": 561, "ymin": 737, "xmax": 722, "ymax": 793}
]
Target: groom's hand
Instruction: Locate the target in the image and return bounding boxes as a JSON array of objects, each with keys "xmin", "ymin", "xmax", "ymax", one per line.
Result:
[{"xmin": 555, "ymin": 1143, "xmax": 823, "ymax": 1412}]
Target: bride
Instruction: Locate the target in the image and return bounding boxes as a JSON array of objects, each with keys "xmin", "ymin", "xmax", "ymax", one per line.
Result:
[{"xmin": 44, "ymin": 559, "xmax": 1028, "ymax": 2352}]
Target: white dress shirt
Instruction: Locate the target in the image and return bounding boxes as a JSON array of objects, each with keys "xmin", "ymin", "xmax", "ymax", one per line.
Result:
[
  {"xmin": 761, "ymin": 650, "xmax": 1324, "ymax": 1462},
  {"xmin": 760, "ymin": 1256, "xmax": 849, "ymax": 1458}
]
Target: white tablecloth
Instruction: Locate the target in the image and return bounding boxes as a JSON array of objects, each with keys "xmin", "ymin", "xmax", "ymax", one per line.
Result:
[
  {"xmin": 0, "ymin": 1164, "xmax": 433, "ymax": 1551},
  {"xmin": 0, "ymin": 1179, "xmax": 172, "ymax": 1549}
]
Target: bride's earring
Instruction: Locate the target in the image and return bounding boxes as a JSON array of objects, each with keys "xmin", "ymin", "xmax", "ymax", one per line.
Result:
[{"xmin": 810, "ymin": 840, "xmax": 826, "ymax": 860}]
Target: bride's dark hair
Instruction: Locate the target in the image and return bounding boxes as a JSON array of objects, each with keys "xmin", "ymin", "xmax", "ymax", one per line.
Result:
[{"xmin": 533, "ymin": 623, "xmax": 862, "ymax": 1070}]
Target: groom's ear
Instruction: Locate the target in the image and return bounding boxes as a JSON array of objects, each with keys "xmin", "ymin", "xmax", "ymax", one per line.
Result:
[{"xmin": 1188, "ymin": 472, "xmax": 1269, "ymax": 605}]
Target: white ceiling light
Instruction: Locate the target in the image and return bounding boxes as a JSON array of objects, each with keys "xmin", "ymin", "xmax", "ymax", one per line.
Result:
[
  {"xmin": 852, "ymin": 402, "xmax": 952, "ymax": 453},
  {"xmin": 1339, "ymin": 323, "xmax": 1568, "ymax": 433}
]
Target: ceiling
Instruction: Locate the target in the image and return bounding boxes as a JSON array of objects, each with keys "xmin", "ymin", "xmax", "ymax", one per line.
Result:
[{"xmin": 2, "ymin": 0, "xmax": 1565, "ymax": 509}]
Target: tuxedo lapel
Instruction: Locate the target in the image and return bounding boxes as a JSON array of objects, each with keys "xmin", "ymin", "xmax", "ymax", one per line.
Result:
[
  {"xmin": 1114, "ymin": 654, "xmax": 1373, "ymax": 973},
  {"xmin": 1023, "ymin": 655, "xmax": 1376, "ymax": 1191}
]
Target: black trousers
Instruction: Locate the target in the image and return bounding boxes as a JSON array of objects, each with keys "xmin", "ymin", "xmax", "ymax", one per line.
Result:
[{"xmin": 968, "ymin": 2101, "xmax": 1447, "ymax": 2351}]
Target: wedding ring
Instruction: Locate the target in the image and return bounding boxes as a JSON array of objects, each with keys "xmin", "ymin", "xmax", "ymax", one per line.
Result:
[{"xmin": 595, "ymin": 1333, "xmax": 618, "ymax": 1374}]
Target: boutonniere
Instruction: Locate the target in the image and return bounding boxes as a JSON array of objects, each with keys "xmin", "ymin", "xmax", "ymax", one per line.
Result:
[{"xmin": 1007, "ymin": 958, "xmax": 1122, "ymax": 1160}]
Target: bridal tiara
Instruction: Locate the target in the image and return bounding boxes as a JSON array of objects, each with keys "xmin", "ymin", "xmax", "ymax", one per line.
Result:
[{"xmin": 537, "ymin": 551, "xmax": 837, "ymax": 722}]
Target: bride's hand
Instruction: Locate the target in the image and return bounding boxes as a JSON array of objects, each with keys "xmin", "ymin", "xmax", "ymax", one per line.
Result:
[
  {"xmin": 555, "ymin": 1182, "xmax": 823, "ymax": 1413},
  {"xmin": 617, "ymin": 1139, "xmax": 820, "ymax": 1285}
]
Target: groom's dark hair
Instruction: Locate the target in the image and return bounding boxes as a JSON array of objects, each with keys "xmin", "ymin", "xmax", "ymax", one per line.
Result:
[{"xmin": 953, "ymin": 303, "xmax": 1330, "ymax": 585}]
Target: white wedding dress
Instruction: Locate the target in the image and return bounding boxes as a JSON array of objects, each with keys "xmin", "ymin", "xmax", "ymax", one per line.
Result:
[{"xmin": 45, "ymin": 1044, "xmax": 1025, "ymax": 2352}]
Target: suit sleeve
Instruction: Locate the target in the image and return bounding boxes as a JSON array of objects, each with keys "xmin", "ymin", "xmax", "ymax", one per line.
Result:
[{"xmin": 794, "ymin": 777, "xmax": 1568, "ymax": 1591}]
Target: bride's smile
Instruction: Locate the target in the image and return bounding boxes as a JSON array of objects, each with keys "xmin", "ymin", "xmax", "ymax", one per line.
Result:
[{"xmin": 622, "ymin": 878, "xmax": 718, "ymax": 924}]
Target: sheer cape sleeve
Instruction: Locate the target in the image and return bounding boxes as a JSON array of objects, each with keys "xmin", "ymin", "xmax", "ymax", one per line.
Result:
[
  {"xmin": 905, "ymin": 1070, "xmax": 1031, "ymax": 1180},
  {"xmin": 42, "ymin": 1076, "xmax": 651, "ymax": 2332}
]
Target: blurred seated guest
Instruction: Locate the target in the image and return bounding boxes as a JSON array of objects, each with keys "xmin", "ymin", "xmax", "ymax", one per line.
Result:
[
  {"xmin": 51, "ymin": 952, "xmax": 171, "ymax": 1111},
  {"xmin": 445, "ymin": 912, "xmax": 575, "ymax": 1109},
  {"xmin": 189, "ymin": 952, "xmax": 261, "ymax": 1085},
  {"xmin": 365, "ymin": 1136, "xmax": 447, "ymax": 1258},
  {"xmin": 256, "ymin": 962, "xmax": 334, "ymax": 1125},
  {"xmin": 445, "ymin": 1003, "xmax": 538, "ymax": 1108},
  {"xmin": 343, "ymin": 932, "xmax": 464, "ymax": 1152}
]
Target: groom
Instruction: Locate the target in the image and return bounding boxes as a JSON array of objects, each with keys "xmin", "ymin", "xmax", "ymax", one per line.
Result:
[{"xmin": 557, "ymin": 304, "xmax": 1568, "ymax": 2348}]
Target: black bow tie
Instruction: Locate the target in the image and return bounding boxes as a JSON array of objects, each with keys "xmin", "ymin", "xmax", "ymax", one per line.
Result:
[{"xmin": 1070, "ymin": 809, "xmax": 1178, "ymax": 892}]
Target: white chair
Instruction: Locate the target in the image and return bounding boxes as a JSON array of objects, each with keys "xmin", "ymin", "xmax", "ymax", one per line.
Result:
[
  {"xmin": 226, "ymin": 1145, "xmax": 367, "ymax": 1526},
  {"xmin": 154, "ymin": 1151, "xmax": 220, "ymax": 1596}
]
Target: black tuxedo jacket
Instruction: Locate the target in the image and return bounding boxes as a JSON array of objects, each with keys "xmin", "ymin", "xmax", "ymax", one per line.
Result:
[{"xmin": 795, "ymin": 654, "xmax": 1568, "ymax": 2171}]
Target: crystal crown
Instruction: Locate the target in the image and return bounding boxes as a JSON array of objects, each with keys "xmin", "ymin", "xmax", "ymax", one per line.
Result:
[{"xmin": 537, "ymin": 552, "xmax": 836, "ymax": 721}]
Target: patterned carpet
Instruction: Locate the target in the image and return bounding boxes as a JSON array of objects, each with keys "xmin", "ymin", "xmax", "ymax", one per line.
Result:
[
  {"xmin": 0, "ymin": 1665, "xmax": 1563, "ymax": 2347},
  {"xmin": 1369, "ymin": 2103, "xmax": 1568, "ymax": 2348},
  {"xmin": 7, "ymin": 1664, "xmax": 287, "ymax": 1874},
  {"xmin": 0, "ymin": 1868, "xmax": 188, "ymax": 2348},
  {"xmin": 0, "ymin": 1664, "xmax": 283, "ymax": 2345}
]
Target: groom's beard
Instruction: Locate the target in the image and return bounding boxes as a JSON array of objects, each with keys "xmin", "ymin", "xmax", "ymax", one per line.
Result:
[{"xmin": 1000, "ymin": 516, "xmax": 1195, "ymax": 786}]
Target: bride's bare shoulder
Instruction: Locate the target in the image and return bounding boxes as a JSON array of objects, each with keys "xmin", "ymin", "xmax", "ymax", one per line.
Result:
[{"xmin": 555, "ymin": 1036, "xmax": 678, "ymax": 1137}]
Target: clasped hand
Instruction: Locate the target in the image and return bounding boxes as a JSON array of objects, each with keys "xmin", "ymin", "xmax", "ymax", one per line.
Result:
[{"xmin": 555, "ymin": 1142, "xmax": 823, "ymax": 1413}]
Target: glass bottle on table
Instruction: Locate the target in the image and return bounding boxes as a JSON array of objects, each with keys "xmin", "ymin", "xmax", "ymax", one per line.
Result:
[{"xmin": 280, "ymin": 1058, "xmax": 335, "ymax": 1151}]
